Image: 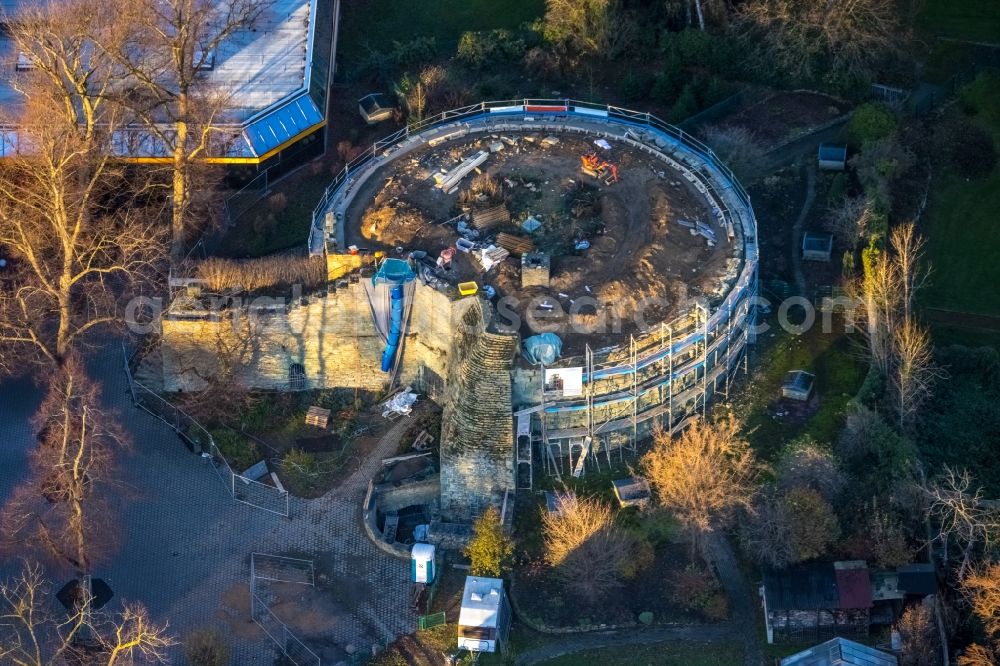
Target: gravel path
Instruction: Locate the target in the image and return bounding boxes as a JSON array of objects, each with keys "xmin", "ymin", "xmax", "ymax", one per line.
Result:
[{"xmin": 790, "ymin": 164, "xmax": 817, "ymax": 297}]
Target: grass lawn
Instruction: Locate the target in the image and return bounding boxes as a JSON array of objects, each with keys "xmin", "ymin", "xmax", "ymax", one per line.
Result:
[
  {"xmin": 921, "ymin": 70, "xmax": 1000, "ymax": 321},
  {"xmin": 339, "ymin": 0, "xmax": 545, "ymax": 55},
  {"xmin": 921, "ymin": 170, "xmax": 1000, "ymax": 315},
  {"xmin": 738, "ymin": 318, "xmax": 868, "ymax": 462},
  {"xmin": 917, "ymin": 0, "xmax": 1000, "ymax": 43},
  {"xmin": 534, "ymin": 641, "xmax": 743, "ymax": 666},
  {"xmin": 216, "ymin": 167, "xmax": 332, "ymax": 257}
]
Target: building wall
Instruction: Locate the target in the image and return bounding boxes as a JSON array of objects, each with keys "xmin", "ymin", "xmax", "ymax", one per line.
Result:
[
  {"xmin": 438, "ymin": 304, "xmax": 518, "ymax": 521},
  {"xmin": 161, "ymin": 280, "xmax": 475, "ymax": 394}
]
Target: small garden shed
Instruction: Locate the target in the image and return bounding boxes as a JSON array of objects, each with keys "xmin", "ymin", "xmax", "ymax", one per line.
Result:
[
  {"xmin": 358, "ymin": 93, "xmax": 395, "ymax": 125},
  {"xmin": 802, "ymin": 232, "xmax": 834, "ymax": 262},
  {"xmin": 818, "ymin": 143, "xmax": 847, "ymax": 171},
  {"xmin": 782, "ymin": 371, "xmax": 815, "ymax": 401},
  {"xmin": 612, "ymin": 476, "xmax": 651, "ymax": 509}
]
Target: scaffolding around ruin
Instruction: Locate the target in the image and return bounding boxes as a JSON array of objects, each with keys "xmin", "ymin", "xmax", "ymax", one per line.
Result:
[
  {"xmin": 529, "ymin": 287, "xmax": 756, "ymax": 478},
  {"xmin": 307, "ymin": 99, "xmax": 761, "ymax": 480}
]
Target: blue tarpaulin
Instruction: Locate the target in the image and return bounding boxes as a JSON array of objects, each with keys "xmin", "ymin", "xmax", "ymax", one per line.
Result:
[{"xmin": 522, "ymin": 333, "xmax": 562, "ymax": 365}]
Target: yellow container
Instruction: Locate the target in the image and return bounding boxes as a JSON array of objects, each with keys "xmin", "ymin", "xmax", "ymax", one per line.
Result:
[{"xmin": 458, "ymin": 281, "xmax": 479, "ymax": 296}]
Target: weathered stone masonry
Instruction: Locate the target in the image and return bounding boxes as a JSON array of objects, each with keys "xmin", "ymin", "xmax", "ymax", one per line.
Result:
[{"xmin": 438, "ymin": 304, "xmax": 518, "ymax": 521}]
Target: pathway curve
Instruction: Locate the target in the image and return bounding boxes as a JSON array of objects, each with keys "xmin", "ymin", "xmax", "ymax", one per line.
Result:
[
  {"xmin": 78, "ymin": 344, "xmax": 417, "ymax": 664},
  {"xmin": 791, "ymin": 164, "xmax": 817, "ymax": 297},
  {"xmin": 701, "ymin": 531, "xmax": 764, "ymax": 666},
  {"xmin": 514, "ymin": 624, "xmax": 738, "ymax": 666}
]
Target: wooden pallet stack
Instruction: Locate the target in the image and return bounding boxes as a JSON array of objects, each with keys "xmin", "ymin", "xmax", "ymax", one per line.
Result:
[
  {"xmin": 496, "ymin": 233, "xmax": 534, "ymax": 256},
  {"xmin": 305, "ymin": 405, "xmax": 331, "ymax": 429},
  {"xmin": 472, "ymin": 205, "xmax": 510, "ymax": 232}
]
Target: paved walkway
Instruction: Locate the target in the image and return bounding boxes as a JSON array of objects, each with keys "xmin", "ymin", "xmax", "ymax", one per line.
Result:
[
  {"xmin": 11, "ymin": 344, "xmax": 418, "ymax": 663},
  {"xmin": 702, "ymin": 531, "xmax": 764, "ymax": 666}
]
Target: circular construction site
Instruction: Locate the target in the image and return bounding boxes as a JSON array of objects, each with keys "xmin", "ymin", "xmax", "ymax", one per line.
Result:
[
  {"xmin": 312, "ymin": 101, "xmax": 759, "ymax": 458},
  {"xmin": 341, "ymin": 122, "xmax": 743, "ymax": 355}
]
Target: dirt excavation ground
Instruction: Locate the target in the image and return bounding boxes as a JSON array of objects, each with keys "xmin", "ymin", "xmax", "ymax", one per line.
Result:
[{"xmin": 345, "ymin": 131, "xmax": 741, "ymax": 353}]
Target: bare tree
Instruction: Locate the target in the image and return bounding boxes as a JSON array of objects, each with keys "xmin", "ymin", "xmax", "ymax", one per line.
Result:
[
  {"xmin": 740, "ymin": 490, "xmax": 793, "ymax": 568},
  {"xmin": 896, "ymin": 602, "xmax": 941, "ymax": 666},
  {"xmin": 541, "ymin": 493, "xmax": 634, "ymax": 603},
  {"xmin": 114, "ymin": 0, "xmax": 266, "ymax": 261},
  {"xmin": 890, "ymin": 222, "xmax": 929, "ymax": 323},
  {"xmin": 737, "ymin": 0, "xmax": 906, "ymax": 82},
  {"xmin": 703, "ymin": 125, "xmax": 765, "ymax": 183},
  {"xmin": 0, "ymin": 0, "xmax": 166, "ymax": 371},
  {"xmin": 642, "ymin": 414, "xmax": 759, "ymax": 547},
  {"xmin": 741, "ymin": 486, "xmax": 840, "ymax": 568},
  {"xmin": 891, "ymin": 318, "xmax": 939, "ymax": 431},
  {"xmin": 856, "ymin": 245, "xmax": 900, "ymax": 378},
  {"xmin": 0, "ymin": 563, "xmax": 174, "ymax": 666},
  {"xmin": 1, "ymin": 359, "xmax": 127, "ymax": 573},
  {"xmin": 825, "ymin": 195, "xmax": 873, "ymax": 252},
  {"xmin": 963, "ymin": 562, "xmax": 1000, "ymax": 639},
  {"xmin": 958, "ymin": 643, "xmax": 999, "ymax": 666},
  {"xmin": 923, "ymin": 468, "xmax": 1000, "ymax": 580}
]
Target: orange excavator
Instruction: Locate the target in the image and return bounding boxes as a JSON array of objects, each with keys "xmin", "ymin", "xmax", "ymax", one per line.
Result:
[{"xmin": 580, "ymin": 153, "xmax": 619, "ymax": 185}]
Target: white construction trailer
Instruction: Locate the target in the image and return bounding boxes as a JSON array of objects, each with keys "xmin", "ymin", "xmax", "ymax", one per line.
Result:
[{"xmin": 457, "ymin": 576, "xmax": 511, "ymax": 653}]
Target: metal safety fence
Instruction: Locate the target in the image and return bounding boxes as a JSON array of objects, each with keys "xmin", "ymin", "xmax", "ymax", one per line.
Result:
[
  {"xmin": 250, "ymin": 554, "xmax": 320, "ymax": 666},
  {"xmin": 121, "ymin": 343, "xmax": 290, "ymax": 517}
]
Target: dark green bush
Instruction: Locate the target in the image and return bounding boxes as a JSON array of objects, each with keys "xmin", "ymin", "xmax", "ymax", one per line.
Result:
[
  {"xmin": 390, "ymin": 37, "xmax": 437, "ymax": 67},
  {"xmin": 619, "ymin": 70, "xmax": 653, "ymax": 103},
  {"xmin": 212, "ymin": 430, "xmax": 260, "ymax": 472},
  {"xmin": 457, "ymin": 29, "xmax": 527, "ymax": 68},
  {"xmin": 847, "ymin": 104, "xmax": 898, "ymax": 148}
]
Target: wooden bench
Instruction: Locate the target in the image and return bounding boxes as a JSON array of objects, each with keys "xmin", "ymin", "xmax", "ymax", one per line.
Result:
[{"xmin": 305, "ymin": 406, "xmax": 331, "ymax": 429}]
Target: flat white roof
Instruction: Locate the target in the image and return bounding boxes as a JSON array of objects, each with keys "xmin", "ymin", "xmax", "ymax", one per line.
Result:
[
  {"xmin": 207, "ymin": 0, "xmax": 311, "ymax": 123},
  {"xmin": 1, "ymin": 0, "xmax": 327, "ymax": 158},
  {"xmin": 458, "ymin": 577, "xmax": 504, "ymax": 628}
]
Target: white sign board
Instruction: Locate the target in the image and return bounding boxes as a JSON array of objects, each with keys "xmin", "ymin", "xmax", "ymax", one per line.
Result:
[{"xmin": 545, "ymin": 367, "xmax": 584, "ymax": 397}]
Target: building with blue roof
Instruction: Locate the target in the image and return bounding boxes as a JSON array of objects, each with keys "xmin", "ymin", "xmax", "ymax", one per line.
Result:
[{"xmin": 0, "ymin": 0, "xmax": 339, "ymax": 165}]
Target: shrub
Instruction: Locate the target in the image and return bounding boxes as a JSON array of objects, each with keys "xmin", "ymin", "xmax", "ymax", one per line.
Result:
[
  {"xmin": 638, "ymin": 611, "xmax": 654, "ymax": 625},
  {"xmin": 847, "ymin": 104, "xmax": 898, "ymax": 148},
  {"xmin": 617, "ymin": 537, "xmax": 655, "ymax": 579},
  {"xmin": 651, "ymin": 54, "xmax": 684, "ymax": 106},
  {"xmin": 669, "ymin": 85, "xmax": 699, "ymax": 123},
  {"xmin": 212, "ymin": 430, "xmax": 260, "ymax": 472},
  {"xmin": 619, "ymin": 70, "xmax": 653, "ymax": 103},
  {"xmin": 195, "ymin": 255, "xmax": 326, "ymax": 293},
  {"xmin": 457, "ymin": 29, "xmax": 527, "ymax": 68},
  {"xmin": 281, "ymin": 448, "xmax": 321, "ymax": 493},
  {"xmin": 390, "ymin": 37, "xmax": 437, "ymax": 67},
  {"xmin": 785, "ymin": 487, "xmax": 841, "ymax": 562},
  {"xmin": 777, "ymin": 436, "xmax": 845, "ymax": 502},
  {"xmin": 959, "ymin": 70, "xmax": 1000, "ymax": 127},
  {"xmin": 465, "ymin": 506, "xmax": 513, "ymax": 578},
  {"xmin": 668, "ymin": 565, "xmax": 728, "ymax": 620},
  {"xmin": 184, "ymin": 628, "xmax": 231, "ymax": 666},
  {"xmin": 369, "ymin": 648, "xmax": 408, "ymax": 666}
]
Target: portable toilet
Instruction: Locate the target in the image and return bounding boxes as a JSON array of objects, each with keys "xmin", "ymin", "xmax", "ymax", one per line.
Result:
[{"xmin": 411, "ymin": 543, "xmax": 436, "ymax": 584}]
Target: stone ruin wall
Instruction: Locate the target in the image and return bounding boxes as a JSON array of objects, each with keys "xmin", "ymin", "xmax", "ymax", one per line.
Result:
[
  {"xmin": 438, "ymin": 303, "xmax": 518, "ymax": 522},
  {"xmin": 160, "ymin": 280, "xmax": 475, "ymax": 395}
]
